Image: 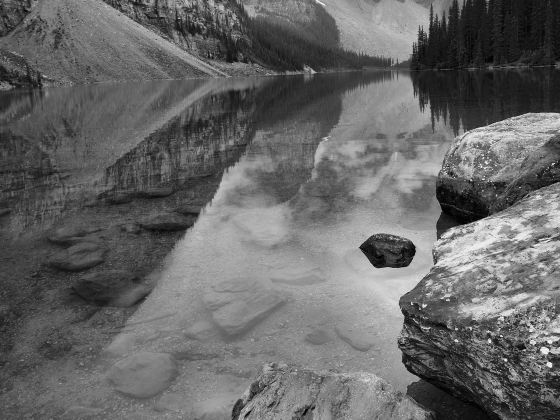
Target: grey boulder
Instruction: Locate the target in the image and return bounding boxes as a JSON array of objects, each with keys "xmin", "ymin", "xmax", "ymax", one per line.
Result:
[
  {"xmin": 437, "ymin": 113, "xmax": 560, "ymax": 222},
  {"xmin": 232, "ymin": 363, "xmax": 434, "ymax": 420}
]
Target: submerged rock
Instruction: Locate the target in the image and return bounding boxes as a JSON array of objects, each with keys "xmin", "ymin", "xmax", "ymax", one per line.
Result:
[
  {"xmin": 398, "ymin": 183, "xmax": 560, "ymax": 419},
  {"xmin": 107, "ymin": 352, "xmax": 177, "ymax": 399},
  {"xmin": 139, "ymin": 212, "xmax": 195, "ymax": 231},
  {"xmin": 174, "ymin": 204, "xmax": 202, "ymax": 216},
  {"xmin": 47, "ymin": 225, "xmax": 102, "ymax": 246},
  {"xmin": 138, "ymin": 186, "xmax": 174, "ymax": 198},
  {"xmin": 437, "ymin": 113, "xmax": 560, "ymax": 222},
  {"xmin": 304, "ymin": 329, "xmax": 331, "ymax": 345},
  {"xmin": 72, "ymin": 270, "xmax": 151, "ymax": 307},
  {"xmin": 48, "ymin": 242, "xmax": 107, "ymax": 271},
  {"xmin": 203, "ymin": 278, "xmax": 286, "ymax": 336},
  {"xmin": 232, "ymin": 363, "xmax": 434, "ymax": 420},
  {"xmin": 359, "ymin": 234, "xmax": 416, "ymax": 268},
  {"xmin": 335, "ymin": 325, "xmax": 377, "ymax": 352}
]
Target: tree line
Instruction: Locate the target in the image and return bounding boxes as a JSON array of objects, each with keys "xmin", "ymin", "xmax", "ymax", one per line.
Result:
[{"xmin": 411, "ymin": 0, "xmax": 560, "ymax": 69}]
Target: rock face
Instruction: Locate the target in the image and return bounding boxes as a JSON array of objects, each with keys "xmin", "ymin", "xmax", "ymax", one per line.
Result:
[
  {"xmin": 48, "ymin": 242, "xmax": 107, "ymax": 271},
  {"xmin": 398, "ymin": 182, "xmax": 560, "ymax": 419},
  {"xmin": 359, "ymin": 234, "xmax": 416, "ymax": 268},
  {"xmin": 232, "ymin": 363, "xmax": 434, "ymax": 420},
  {"xmin": 72, "ymin": 270, "xmax": 151, "ymax": 307},
  {"xmin": 103, "ymin": 0, "xmax": 247, "ymax": 61},
  {"xmin": 203, "ymin": 278, "xmax": 286, "ymax": 336},
  {"xmin": 107, "ymin": 352, "xmax": 177, "ymax": 399},
  {"xmin": 437, "ymin": 113, "xmax": 560, "ymax": 222},
  {"xmin": 0, "ymin": 0, "xmax": 37, "ymax": 36}
]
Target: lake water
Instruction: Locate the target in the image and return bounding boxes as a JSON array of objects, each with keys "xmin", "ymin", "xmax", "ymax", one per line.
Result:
[{"xmin": 1, "ymin": 70, "xmax": 559, "ymax": 419}]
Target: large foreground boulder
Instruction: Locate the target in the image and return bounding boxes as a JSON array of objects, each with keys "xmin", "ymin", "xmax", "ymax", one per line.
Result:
[
  {"xmin": 437, "ymin": 113, "xmax": 560, "ymax": 222},
  {"xmin": 232, "ymin": 363, "xmax": 434, "ymax": 419},
  {"xmin": 398, "ymin": 183, "xmax": 560, "ymax": 419}
]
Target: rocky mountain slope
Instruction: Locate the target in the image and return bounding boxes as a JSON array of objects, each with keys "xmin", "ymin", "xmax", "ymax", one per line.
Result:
[
  {"xmin": 245, "ymin": 0, "xmax": 453, "ymax": 61},
  {"xmin": 0, "ymin": 0, "xmax": 225, "ymax": 85},
  {"xmin": 103, "ymin": 0, "xmax": 247, "ymax": 61}
]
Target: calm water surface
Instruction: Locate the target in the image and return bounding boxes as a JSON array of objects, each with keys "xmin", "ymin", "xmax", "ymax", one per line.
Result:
[{"xmin": 1, "ymin": 70, "xmax": 559, "ymax": 418}]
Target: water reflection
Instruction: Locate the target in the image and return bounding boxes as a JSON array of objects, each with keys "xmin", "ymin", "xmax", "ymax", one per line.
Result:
[
  {"xmin": 5, "ymin": 70, "xmax": 555, "ymax": 418},
  {"xmin": 413, "ymin": 69, "xmax": 560, "ymax": 135},
  {"xmin": 106, "ymin": 72, "xmax": 454, "ymax": 417}
]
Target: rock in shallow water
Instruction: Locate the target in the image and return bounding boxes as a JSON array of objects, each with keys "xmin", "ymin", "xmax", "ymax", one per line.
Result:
[
  {"xmin": 359, "ymin": 233, "xmax": 416, "ymax": 268},
  {"xmin": 437, "ymin": 113, "xmax": 560, "ymax": 222},
  {"xmin": 203, "ymin": 278, "xmax": 286, "ymax": 336},
  {"xmin": 48, "ymin": 242, "xmax": 107, "ymax": 271},
  {"xmin": 107, "ymin": 352, "xmax": 177, "ymax": 398},
  {"xmin": 47, "ymin": 225, "xmax": 102, "ymax": 246},
  {"xmin": 72, "ymin": 270, "xmax": 151, "ymax": 307},
  {"xmin": 232, "ymin": 363, "xmax": 434, "ymax": 420},
  {"xmin": 139, "ymin": 212, "xmax": 195, "ymax": 231},
  {"xmin": 399, "ymin": 183, "xmax": 560, "ymax": 419},
  {"xmin": 335, "ymin": 325, "xmax": 377, "ymax": 352}
]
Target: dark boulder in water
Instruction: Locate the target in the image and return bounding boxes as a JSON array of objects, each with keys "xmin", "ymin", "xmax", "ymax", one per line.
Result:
[{"xmin": 359, "ymin": 233, "xmax": 416, "ymax": 268}]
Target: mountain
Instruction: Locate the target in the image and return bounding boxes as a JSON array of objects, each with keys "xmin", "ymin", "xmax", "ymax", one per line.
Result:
[
  {"xmin": 244, "ymin": 0, "xmax": 453, "ymax": 61},
  {"xmin": 0, "ymin": 0, "xmax": 225, "ymax": 84}
]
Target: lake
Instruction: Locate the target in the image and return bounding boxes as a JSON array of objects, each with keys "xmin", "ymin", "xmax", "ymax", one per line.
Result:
[{"xmin": 1, "ymin": 69, "xmax": 559, "ymax": 419}]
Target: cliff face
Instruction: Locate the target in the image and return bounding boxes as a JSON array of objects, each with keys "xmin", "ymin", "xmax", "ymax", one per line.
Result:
[
  {"xmin": 103, "ymin": 0, "xmax": 248, "ymax": 60},
  {"xmin": 0, "ymin": 0, "xmax": 36, "ymax": 36}
]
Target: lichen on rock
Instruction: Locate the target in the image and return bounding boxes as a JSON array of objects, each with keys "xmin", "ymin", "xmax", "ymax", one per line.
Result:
[{"xmin": 399, "ymin": 182, "xmax": 560, "ymax": 419}]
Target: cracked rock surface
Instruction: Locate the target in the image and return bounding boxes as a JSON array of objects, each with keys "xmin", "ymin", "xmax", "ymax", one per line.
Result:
[
  {"xmin": 436, "ymin": 113, "xmax": 560, "ymax": 222},
  {"xmin": 232, "ymin": 363, "xmax": 434, "ymax": 420},
  {"xmin": 399, "ymin": 182, "xmax": 560, "ymax": 419}
]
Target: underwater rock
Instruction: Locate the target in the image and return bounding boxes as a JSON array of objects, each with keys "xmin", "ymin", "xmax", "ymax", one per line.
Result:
[
  {"xmin": 107, "ymin": 352, "xmax": 177, "ymax": 399},
  {"xmin": 304, "ymin": 329, "xmax": 331, "ymax": 345},
  {"xmin": 47, "ymin": 225, "xmax": 102, "ymax": 246},
  {"xmin": 48, "ymin": 242, "xmax": 107, "ymax": 271},
  {"xmin": 203, "ymin": 278, "xmax": 286, "ymax": 336},
  {"xmin": 335, "ymin": 325, "xmax": 377, "ymax": 352},
  {"xmin": 72, "ymin": 270, "xmax": 151, "ymax": 307},
  {"xmin": 139, "ymin": 212, "xmax": 195, "ymax": 231}
]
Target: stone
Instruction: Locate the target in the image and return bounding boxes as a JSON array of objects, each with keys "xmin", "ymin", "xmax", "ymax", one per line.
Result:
[
  {"xmin": 154, "ymin": 392, "xmax": 188, "ymax": 413},
  {"xmin": 120, "ymin": 223, "xmax": 141, "ymax": 234},
  {"xmin": 138, "ymin": 186, "xmax": 174, "ymax": 198},
  {"xmin": 232, "ymin": 363, "xmax": 434, "ymax": 420},
  {"xmin": 398, "ymin": 183, "xmax": 560, "ymax": 419},
  {"xmin": 48, "ymin": 242, "xmax": 107, "ymax": 271},
  {"xmin": 139, "ymin": 212, "xmax": 195, "ymax": 231},
  {"xmin": 437, "ymin": 113, "xmax": 560, "ymax": 222},
  {"xmin": 270, "ymin": 272, "xmax": 324, "ymax": 287},
  {"xmin": 304, "ymin": 329, "xmax": 330, "ymax": 345},
  {"xmin": 359, "ymin": 234, "xmax": 416, "ymax": 269},
  {"xmin": 0, "ymin": 208, "xmax": 10, "ymax": 217},
  {"xmin": 175, "ymin": 204, "xmax": 202, "ymax": 216},
  {"xmin": 335, "ymin": 325, "xmax": 377, "ymax": 352},
  {"xmin": 191, "ymin": 393, "xmax": 238, "ymax": 420},
  {"xmin": 107, "ymin": 352, "xmax": 177, "ymax": 399},
  {"xmin": 72, "ymin": 270, "xmax": 151, "ymax": 307},
  {"xmin": 105, "ymin": 191, "xmax": 134, "ymax": 205},
  {"xmin": 203, "ymin": 278, "xmax": 286, "ymax": 336},
  {"xmin": 184, "ymin": 320, "xmax": 219, "ymax": 341},
  {"xmin": 47, "ymin": 225, "xmax": 102, "ymax": 246}
]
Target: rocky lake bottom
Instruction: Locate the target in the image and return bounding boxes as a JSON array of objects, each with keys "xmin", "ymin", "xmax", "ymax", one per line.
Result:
[{"xmin": 1, "ymin": 69, "xmax": 559, "ymax": 419}]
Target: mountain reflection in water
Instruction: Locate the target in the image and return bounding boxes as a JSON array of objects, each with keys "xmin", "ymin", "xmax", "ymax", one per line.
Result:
[{"xmin": 2, "ymin": 69, "xmax": 557, "ymax": 418}]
